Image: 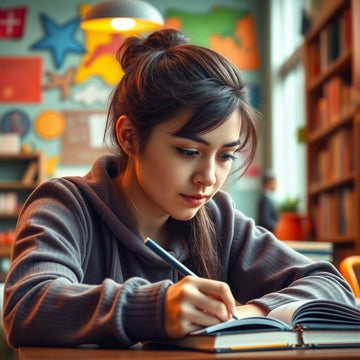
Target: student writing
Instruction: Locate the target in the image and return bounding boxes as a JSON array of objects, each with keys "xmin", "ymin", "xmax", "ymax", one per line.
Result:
[{"xmin": 2, "ymin": 29, "xmax": 355, "ymax": 348}]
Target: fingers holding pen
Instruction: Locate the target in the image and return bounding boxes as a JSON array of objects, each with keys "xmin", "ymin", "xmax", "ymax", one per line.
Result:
[
  {"xmin": 164, "ymin": 276, "xmax": 236, "ymax": 338},
  {"xmin": 144, "ymin": 238, "xmax": 236, "ymax": 336},
  {"xmin": 194, "ymin": 277, "xmax": 236, "ymax": 318}
]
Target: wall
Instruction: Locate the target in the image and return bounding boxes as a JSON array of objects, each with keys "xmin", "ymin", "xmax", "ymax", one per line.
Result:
[{"xmin": 0, "ymin": 0, "xmax": 268, "ymax": 219}]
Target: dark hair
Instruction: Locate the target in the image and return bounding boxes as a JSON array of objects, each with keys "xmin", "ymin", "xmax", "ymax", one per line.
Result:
[
  {"xmin": 262, "ymin": 170, "xmax": 276, "ymax": 186},
  {"xmin": 105, "ymin": 29, "xmax": 258, "ymax": 278}
]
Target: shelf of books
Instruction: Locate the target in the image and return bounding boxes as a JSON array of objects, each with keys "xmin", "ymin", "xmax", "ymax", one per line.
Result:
[
  {"xmin": 305, "ymin": 0, "xmax": 360, "ymax": 264},
  {"xmin": 0, "ymin": 151, "xmax": 45, "ymax": 258}
]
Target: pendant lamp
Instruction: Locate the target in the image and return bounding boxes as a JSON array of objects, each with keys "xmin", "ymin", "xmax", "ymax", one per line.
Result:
[{"xmin": 81, "ymin": 0, "xmax": 164, "ymax": 34}]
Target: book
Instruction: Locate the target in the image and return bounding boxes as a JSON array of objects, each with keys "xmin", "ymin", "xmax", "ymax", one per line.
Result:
[
  {"xmin": 22, "ymin": 161, "xmax": 38, "ymax": 185},
  {"xmin": 151, "ymin": 299, "xmax": 360, "ymax": 353},
  {"xmin": 283, "ymin": 240, "xmax": 332, "ymax": 262}
]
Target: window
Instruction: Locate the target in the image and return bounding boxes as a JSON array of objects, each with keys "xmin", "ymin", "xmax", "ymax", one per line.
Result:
[{"xmin": 270, "ymin": 0, "xmax": 311, "ymax": 212}]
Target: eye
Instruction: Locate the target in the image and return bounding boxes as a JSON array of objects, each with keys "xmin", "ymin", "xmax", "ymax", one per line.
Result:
[
  {"xmin": 175, "ymin": 147, "xmax": 199, "ymax": 156},
  {"xmin": 219, "ymin": 152, "xmax": 237, "ymax": 162}
]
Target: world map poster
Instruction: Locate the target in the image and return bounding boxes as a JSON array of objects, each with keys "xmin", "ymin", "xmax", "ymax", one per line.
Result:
[{"xmin": 164, "ymin": 6, "xmax": 260, "ymax": 70}]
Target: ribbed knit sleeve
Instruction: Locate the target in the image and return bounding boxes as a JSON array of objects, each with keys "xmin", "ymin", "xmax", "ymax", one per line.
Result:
[
  {"xmin": 210, "ymin": 191, "xmax": 356, "ymax": 311},
  {"xmin": 122, "ymin": 280, "xmax": 172, "ymax": 341},
  {"xmin": 2, "ymin": 178, "xmax": 174, "ymax": 348}
]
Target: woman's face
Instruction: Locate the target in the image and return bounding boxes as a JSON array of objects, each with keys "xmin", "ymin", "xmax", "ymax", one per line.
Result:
[{"xmin": 130, "ymin": 109, "xmax": 242, "ymax": 221}]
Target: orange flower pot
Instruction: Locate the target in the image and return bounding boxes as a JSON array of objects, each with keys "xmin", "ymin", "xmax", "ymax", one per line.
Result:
[{"xmin": 274, "ymin": 212, "xmax": 311, "ymax": 241}]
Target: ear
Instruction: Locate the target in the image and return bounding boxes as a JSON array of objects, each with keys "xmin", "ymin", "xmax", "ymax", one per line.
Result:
[{"xmin": 115, "ymin": 115, "xmax": 138, "ymax": 156}]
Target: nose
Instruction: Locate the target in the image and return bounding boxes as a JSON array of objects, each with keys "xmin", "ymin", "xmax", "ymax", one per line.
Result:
[{"xmin": 192, "ymin": 158, "xmax": 217, "ymax": 187}]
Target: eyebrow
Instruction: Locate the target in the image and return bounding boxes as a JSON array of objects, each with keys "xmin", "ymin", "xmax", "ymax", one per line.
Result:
[{"xmin": 175, "ymin": 134, "xmax": 241, "ymax": 148}]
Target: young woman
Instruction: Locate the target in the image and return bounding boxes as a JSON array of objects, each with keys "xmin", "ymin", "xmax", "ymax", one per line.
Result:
[{"xmin": 2, "ymin": 29, "xmax": 355, "ymax": 348}]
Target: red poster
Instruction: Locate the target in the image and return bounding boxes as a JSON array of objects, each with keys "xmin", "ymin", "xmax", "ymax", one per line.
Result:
[
  {"xmin": 0, "ymin": 57, "xmax": 42, "ymax": 103},
  {"xmin": 0, "ymin": 6, "xmax": 27, "ymax": 39}
]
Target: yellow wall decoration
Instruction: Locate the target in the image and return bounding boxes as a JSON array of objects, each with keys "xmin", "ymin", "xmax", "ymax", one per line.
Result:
[
  {"xmin": 75, "ymin": 4, "xmax": 123, "ymax": 85},
  {"xmin": 45, "ymin": 155, "xmax": 59, "ymax": 177},
  {"xmin": 34, "ymin": 110, "xmax": 65, "ymax": 140}
]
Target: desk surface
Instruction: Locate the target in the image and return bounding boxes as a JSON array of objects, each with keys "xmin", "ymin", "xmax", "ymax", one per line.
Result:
[{"xmin": 17, "ymin": 345, "xmax": 360, "ymax": 360}]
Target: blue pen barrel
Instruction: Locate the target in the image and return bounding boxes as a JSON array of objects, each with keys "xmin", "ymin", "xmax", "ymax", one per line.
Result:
[{"xmin": 144, "ymin": 237, "xmax": 198, "ymax": 277}]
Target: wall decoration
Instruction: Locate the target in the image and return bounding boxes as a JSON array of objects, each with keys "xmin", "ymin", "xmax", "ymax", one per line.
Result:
[
  {"xmin": 34, "ymin": 110, "xmax": 65, "ymax": 140},
  {"xmin": 0, "ymin": 56, "xmax": 42, "ymax": 103},
  {"xmin": 210, "ymin": 13, "xmax": 260, "ymax": 70},
  {"xmin": 0, "ymin": 6, "xmax": 27, "ymax": 39},
  {"xmin": 0, "ymin": 110, "xmax": 31, "ymax": 138},
  {"xmin": 31, "ymin": 14, "xmax": 85, "ymax": 69},
  {"xmin": 75, "ymin": 32, "xmax": 123, "ymax": 85},
  {"xmin": 74, "ymin": 4, "xmax": 122, "ymax": 85},
  {"xmin": 61, "ymin": 110, "xmax": 109, "ymax": 164},
  {"xmin": 83, "ymin": 33, "xmax": 123, "ymax": 68},
  {"xmin": 72, "ymin": 83, "xmax": 110, "ymax": 107},
  {"xmin": 46, "ymin": 155, "xmax": 59, "ymax": 177},
  {"xmin": 43, "ymin": 67, "xmax": 76, "ymax": 100},
  {"xmin": 165, "ymin": 7, "xmax": 260, "ymax": 70}
]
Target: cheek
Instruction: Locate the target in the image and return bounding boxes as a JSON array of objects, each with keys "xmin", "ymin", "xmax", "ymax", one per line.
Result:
[
  {"xmin": 219, "ymin": 163, "xmax": 233, "ymax": 180},
  {"xmin": 137, "ymin": 152, "xmax": 183, "ymax": 192},
  {"xmin": 213, "ymin": 162, "xmax": 234, "ymax": 190}
]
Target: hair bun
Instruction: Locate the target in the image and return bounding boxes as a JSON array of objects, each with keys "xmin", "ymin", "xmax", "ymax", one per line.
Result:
[
  {"xmin": 118, "ymin": 29, "xmax": 189, "ymax": 71},
  {"xmin": 145, "ymin": 28, "xmax": 189, "ymax": 50}
]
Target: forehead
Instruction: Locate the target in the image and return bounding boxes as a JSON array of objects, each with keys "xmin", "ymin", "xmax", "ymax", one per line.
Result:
[{"xmin": 156, "ymin": 108, "xmax": 242, "ymax": 140}]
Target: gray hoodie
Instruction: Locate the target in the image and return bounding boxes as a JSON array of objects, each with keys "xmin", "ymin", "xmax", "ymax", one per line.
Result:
[{"xmin": 2, "ymin": 156, "xmax": 355, "ymax": 348}]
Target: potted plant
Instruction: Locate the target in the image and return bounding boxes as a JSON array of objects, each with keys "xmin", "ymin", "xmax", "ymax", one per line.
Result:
[
  {"xmin": 278, "ymin": 196, "xmax": 299, "ymax": 213},
  {"xmin": 274, "ymin": 196, "xmax": 310, "ymax": 240}
]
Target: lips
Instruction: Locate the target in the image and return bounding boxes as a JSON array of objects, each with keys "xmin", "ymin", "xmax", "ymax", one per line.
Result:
[{"xmin": 181, "ymin": 194, "xmax": 209, "ymax": 207}]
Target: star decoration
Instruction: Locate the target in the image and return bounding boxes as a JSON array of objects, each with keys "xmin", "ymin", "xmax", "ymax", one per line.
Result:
[
  {"xmin": 43, "ymin": 67, "xmax": 76, "ymax": 100},
  {"xmin": 31, "ymin": 13, "xmax": 85, "ymax": 69}
]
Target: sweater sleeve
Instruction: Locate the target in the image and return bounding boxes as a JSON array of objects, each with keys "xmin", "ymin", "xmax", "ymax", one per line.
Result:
[
  {"xmin": 2, "ymin": 180, "xmax": 172, "ymax": 348},
  {"xmin": 213, "ymin": 192, "xmax": 356, "ymax": 312}
]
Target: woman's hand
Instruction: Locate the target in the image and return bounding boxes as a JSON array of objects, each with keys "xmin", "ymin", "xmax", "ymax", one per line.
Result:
[{"xmin": 164, "ymin": 276, "xmax": 236, "ymax": 338}]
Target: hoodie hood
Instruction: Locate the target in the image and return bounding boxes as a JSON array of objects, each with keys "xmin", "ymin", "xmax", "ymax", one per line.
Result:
[{"xmin": 65, "ymin": 155, "xmax": 188, "ymax": 268}]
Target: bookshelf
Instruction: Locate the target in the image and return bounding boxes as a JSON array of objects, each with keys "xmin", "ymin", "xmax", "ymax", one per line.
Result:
[
  {"xmin": 305, "ymin": 0, "xmax": 360, "ymax": 265},
  {"xmin": 0, "ymin": 151, "xmax": 45, "ymax": 257}
]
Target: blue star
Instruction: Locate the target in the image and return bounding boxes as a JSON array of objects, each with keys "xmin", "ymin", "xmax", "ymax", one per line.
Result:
[{"xmin": 31, "ymin": 13, "xmax": 85, "ymax": 69}]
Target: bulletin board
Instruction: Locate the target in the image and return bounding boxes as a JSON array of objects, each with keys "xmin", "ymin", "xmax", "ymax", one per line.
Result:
[{"xmin": 61, "ymin": 110, "xmax": 110, "ymax": 164}]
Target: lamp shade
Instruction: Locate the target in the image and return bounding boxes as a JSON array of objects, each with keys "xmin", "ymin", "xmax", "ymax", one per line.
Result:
[{"xmin": 81, "ymin": 0, "xmax": 164, "ymax": 34}]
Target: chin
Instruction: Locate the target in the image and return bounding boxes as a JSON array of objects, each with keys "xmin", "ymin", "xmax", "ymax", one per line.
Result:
[{"xmin": 171, "ymin": 209, "xmax": 199, "ymax": 221}]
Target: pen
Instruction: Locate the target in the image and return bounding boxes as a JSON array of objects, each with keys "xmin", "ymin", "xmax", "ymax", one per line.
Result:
[
  {"xmin": 144, "ymin": 237, "xmax": 198, "ymax": 277},
  {"xmin": 144, "ymin": 237, "xmax": 240, "ymax": 320}
]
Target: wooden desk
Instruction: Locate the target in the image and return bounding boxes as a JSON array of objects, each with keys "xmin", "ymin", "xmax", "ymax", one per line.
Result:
[{"xmin": 17, "ymin": 345, "xmax": 360, "ymax": 360}]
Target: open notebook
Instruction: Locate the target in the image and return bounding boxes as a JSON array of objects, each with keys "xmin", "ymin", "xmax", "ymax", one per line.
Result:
[{"xmin": 150, "ymin": 299, "xmax": 360, "ymax": 352}]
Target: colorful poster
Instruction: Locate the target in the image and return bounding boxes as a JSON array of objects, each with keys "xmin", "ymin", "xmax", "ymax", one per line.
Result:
[
  {"xmin": 61, "ymin": 110, "xmax": 109, "ymax": 164},
  {"xmin": 0, "ymin": 110, "xmax": 31, "ymax": 138},
  {"xmin": 0, "ymin": 57, "xmax": 42, "ymax": 103},
  {"xmin": 165, "ymin": 7, "xmax": 261, "ymax": 70},
  {"xmin": 0, "ymin": 6, "xmax": 27, "ymax": 39}
]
